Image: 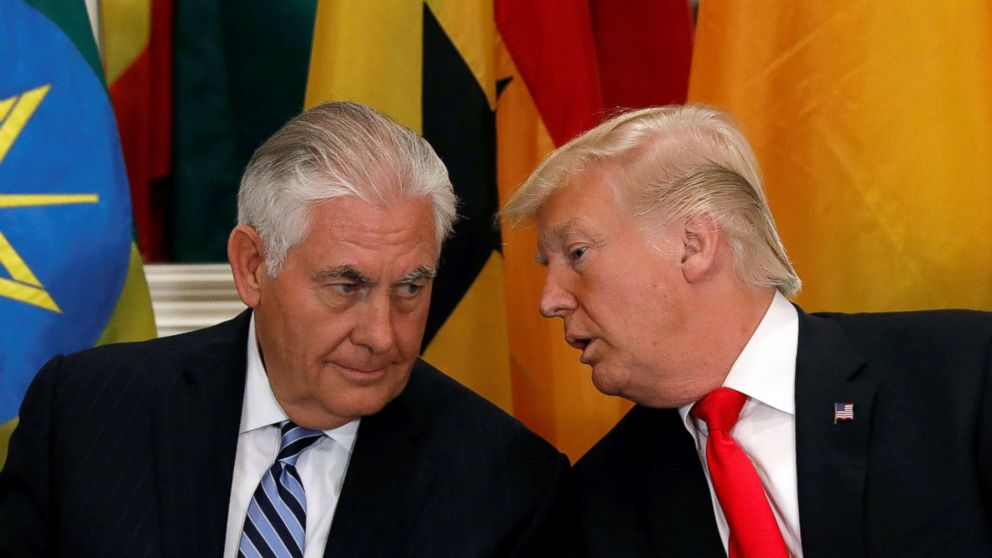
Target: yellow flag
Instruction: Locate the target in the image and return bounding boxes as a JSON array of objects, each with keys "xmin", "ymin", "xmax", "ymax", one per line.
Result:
[{"xmin": 689, "ymin": 2, "xmax": 992, "ymax": 312}]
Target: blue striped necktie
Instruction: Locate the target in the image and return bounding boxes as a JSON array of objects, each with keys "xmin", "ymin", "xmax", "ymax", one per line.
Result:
[{"xmin": 238, "ymin": 420, "xmax": 325, "ymax": 558}]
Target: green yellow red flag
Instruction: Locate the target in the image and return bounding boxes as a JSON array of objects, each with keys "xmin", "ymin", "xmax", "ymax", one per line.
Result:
[{"xmin": 101, "ymin": 0, "xmax": 173, "ymax": 262}]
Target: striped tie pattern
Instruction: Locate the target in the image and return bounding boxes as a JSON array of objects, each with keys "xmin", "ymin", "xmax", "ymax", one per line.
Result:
[{"xmin": 238, "ymin": 421, "xmax": 325, "ymax": 558}]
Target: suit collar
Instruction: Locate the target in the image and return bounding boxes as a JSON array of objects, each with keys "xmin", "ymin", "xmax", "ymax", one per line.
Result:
[
  {"xmin": 322, "ymin": 361, "xmax": 433, "ymax": 557},
  {"xmin": 723, "ymin": 290, "xmax": 799, "ymax": 415},
  {"xmin": 240, "ymin": 312, "xmax": 284, "ymax": 434},
  {"xmin": 153, "ymin": 310, "xmax": 250, "ymax": 558},
  {"xmin": 794, "ymin": 308, "xmax": 873, "ymax": 558}
]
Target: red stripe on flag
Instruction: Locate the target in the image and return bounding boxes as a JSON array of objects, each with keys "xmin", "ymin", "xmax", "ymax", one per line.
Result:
[
  {"xmin": 495, "ymin": 0, "xmax": 604, "ymax": 146},
  {"xmin": 590, "ymin": 0, "xmax": 694, "ymax": 109},
  {"xmin": 107, "ymin": 0, "xmax": 172, "ymax": 261}
]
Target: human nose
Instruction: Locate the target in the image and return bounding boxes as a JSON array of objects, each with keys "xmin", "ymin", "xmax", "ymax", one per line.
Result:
[
  {"xmin": 353, "ymin": 294, "xmax": 396, "ymax": 354},
  {"xmin": 539, "ymin": 266, "xmax": 576, "ymax": 319}
]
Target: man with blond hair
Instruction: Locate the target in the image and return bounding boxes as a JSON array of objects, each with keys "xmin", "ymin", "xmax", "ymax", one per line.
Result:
[{"xmin": 504, "ymin": 105, "xmax": 992, "ymax": 557}]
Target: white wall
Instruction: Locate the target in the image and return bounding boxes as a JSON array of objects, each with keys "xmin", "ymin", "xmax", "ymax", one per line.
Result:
[{"xmin": 144, "ymin": 263, "xmax": 246, "ymax": 337}]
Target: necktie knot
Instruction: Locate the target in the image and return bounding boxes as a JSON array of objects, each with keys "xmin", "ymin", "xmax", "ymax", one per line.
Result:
[
  {"xmin": 691, "ymin": 387, "xmax": 747, "ymax": 433},
  {"xmin": 277, "ymin": 420, "xmax": 324, "ymax": 466},
  {"xmin": 239, "ymin": 420, "xmax": 322, "ymax": 558}
]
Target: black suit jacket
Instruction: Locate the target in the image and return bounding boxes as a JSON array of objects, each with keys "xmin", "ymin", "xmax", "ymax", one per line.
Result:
[
  {"xmin": 0, "ymin": 311, "xmax": 568, "ymax": 557},
  {"xmin": 570, "ymin": 308, "xmax": 992, "ymax": 558}
]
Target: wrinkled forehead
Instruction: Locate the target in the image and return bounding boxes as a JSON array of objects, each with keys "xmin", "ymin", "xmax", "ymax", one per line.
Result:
[
  {"xmin": 536, "ymin": 158, "xmax": 668, "ymax": 234},
  {"xmin": 534, "ymin": 167, "xmax": 633, "ymax": 243},
  {"xmin": 302, "ymin": 194, "xmax": 438, "ymax": 250}
]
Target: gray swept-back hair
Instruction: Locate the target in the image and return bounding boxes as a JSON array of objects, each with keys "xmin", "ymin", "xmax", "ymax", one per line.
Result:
[
  {"xmin": 238, "ymin": 101, "xmax": 458, "ymax": 276},
  {"xmin": 502, "ymin": 104, "xmax": 801, "ymax": 296}
]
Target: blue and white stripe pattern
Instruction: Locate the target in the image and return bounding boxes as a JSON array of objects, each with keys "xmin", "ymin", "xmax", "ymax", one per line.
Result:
[{"xmin": 238, "ymin": 421, "xmax": 325, "ymax": 558}]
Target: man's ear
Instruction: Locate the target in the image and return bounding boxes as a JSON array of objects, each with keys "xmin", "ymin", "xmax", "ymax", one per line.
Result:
[
  {"xmin": 680, "ymin": 213, "xmax": 721, "ymax": 284},
  {"xmin": 228, "ymin": 224, "xmax": 266, "ymax": 308}
]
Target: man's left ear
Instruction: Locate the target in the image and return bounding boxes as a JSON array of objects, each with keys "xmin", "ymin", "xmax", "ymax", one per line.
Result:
[{"xmin": 680, "ymin": 213, "xmax": 721, "ymax": 284}]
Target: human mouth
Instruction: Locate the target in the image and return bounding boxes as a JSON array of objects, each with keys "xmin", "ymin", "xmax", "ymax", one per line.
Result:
[
  {"xmin": 565, "ymin": 334, "xmax": 596, "ymax": 364},
  {"xmin": 564, "ymin": 334, "xmax": 590, "ymax": 351},
  {"xmin": 334, "ymin": 363, "xmax": 388, "ymax": 383}
]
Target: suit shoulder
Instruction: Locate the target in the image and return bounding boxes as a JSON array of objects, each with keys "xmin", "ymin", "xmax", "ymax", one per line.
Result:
[
  {"xmin": 42, "ymin": 312, "xmax": 249, "ymax": 396},
  {"xmin": 575, "ymin": 405, "xmax": 642, "ymax": 470},
  {"xmin": 43, "ymin": 332, "xmax": 183, "ymax": 393},
  {"xmin": 811, "ymin": 308, "xmax": 992, "ymax": 351},
  {"xmin": 404, "ymin": 360, "xmax": 563, "ymax": 461},
  {"xmin": 814, "ymin": 308, "xmax": 992, "ymax": 330},
  {"xmin": 575, "ymin": 405, "xmax": 681, "ymax": 479},
  {"xmin": 803, "ymin": 309, "xmax": 992, "ymax": 408}
]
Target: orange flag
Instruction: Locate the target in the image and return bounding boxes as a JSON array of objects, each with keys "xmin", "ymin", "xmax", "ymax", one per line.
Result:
[{"xmin": 689, "ymin": 1, "xmax": 992, "ymax": 313}]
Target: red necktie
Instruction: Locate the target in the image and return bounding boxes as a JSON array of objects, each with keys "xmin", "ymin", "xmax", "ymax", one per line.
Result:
[{"xmin": 691, "ymin": 387, "xmax": 789, "ymax": 558}]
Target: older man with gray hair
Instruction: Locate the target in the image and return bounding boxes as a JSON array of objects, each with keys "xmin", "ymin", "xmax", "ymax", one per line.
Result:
[
  {"xmin": 0, "ymin": 102, "xmax": 567, "ymax": 558},
  {"xmin": 504, "ymin": 105, "xmax": 992, "ymax": 558}
]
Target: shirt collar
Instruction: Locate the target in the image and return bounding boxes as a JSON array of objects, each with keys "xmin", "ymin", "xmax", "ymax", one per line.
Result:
[
  {"xmin": 241, "ymin": 314, "xmax": 360, "ymax": 447},
  {"xmin": 679, "ymin": 290, "xmax": 799, "ymax": 427}
]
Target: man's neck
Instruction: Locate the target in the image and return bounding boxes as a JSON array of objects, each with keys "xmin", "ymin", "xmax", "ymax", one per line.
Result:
[{"xmin": 676, "ymin": 285, "xmax": 778, "ymax": 406}]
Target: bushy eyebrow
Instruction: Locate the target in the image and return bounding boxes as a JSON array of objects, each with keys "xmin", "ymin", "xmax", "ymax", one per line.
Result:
[
  {"xmin": 534, "ymin": 221, "xmax": 573, "ymax": 266},
  {"xmin": 534, "ymin": 221, "xmax": 607, "ymax": 265},
  {"xmin": 396, "ymin": 265, "xmax": 436, "ymax": 284},
  {"xmin": 537, "ymin": 221, "xmax": 574, "ymax": 248},
  {"xmin": 311, "ymin": 265, "xmax": 371, "ymax": 285},
  {"xmin": 311, "ymin": 264, "xmax": 435, "ymax": 286}
]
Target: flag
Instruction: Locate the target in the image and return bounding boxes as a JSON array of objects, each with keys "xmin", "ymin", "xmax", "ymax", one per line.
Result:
[
  {"xmin": 496, "ymin": 0, "xmax": 694, "ymax": 458},
  {"xmin": 170, "ymin": 0, "xmax": 317, "ymax": 262},
  {"xmin": 101, "ymin": 0, "xmax": 173, "ymax": 262},
  {"xmin": 590, "ymin": 0, "xmax": 694, "ymax": 111},
  {"xmin": 0, "ymin": 0, "xmax": 156, "ymax": 467},
  {"xmin": 494, "ymin": 0, "xmax": 615, "ymax": 458},
  {"xmin": 306, "ymin": 0, "xmax": 694, "ymax": 460},
  {"xmin": 833, "ymin": 402, "xmax": 854, "ymax": 424},
  {"xmin": 689, "ymin": 1, "xmax": 992, "ymax": 313}
]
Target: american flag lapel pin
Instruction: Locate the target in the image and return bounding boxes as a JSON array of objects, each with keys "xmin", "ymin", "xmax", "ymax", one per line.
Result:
[{"xmin": 834, "ymin": 402, "xmax": 854, "ymax": 424}]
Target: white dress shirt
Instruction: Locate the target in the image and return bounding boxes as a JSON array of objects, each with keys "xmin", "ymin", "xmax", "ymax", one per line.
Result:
[
  {"xmin": 223, "ymin": 316, "xmax": 360, "ymax": 558},
  {"xmin": 679, "ymin": 291, "xmax": 803, "ymax": 558}
]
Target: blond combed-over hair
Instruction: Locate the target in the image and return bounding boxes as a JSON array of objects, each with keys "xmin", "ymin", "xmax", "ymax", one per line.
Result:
[{"xmin": 502, "ymin": 104, "xmax": 801, "ymax": 296}]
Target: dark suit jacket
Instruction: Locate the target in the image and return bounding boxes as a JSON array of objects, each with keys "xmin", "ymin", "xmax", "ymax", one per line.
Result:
[
  {"xmin": 570, "ymin": 308, "xmax": 992, "ymax": 558},
  {"xmin": 0, "ymin": 311, "xmax": 568, "ymax": 557}
]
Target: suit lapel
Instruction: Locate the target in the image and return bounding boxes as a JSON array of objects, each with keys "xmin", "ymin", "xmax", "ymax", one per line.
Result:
[
  {"xmin": 323, "ymin": 373, "xmax": 432, "ymax": 558},
  {"xmin": 152, "ymin": 312, "xmax": 250, "ymax": 558},
  {"xmin": 794, "ymin": 309, "xmax": 874, "ymax": 558}
]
